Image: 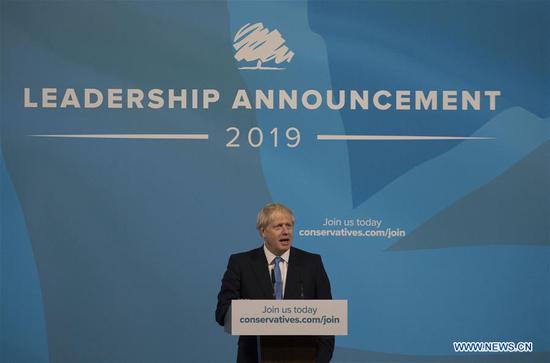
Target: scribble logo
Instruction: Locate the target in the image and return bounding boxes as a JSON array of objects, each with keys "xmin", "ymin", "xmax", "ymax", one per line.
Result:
[{"xmin": 233, "ymin": 23, "xmax": 294, "ymax": 70}]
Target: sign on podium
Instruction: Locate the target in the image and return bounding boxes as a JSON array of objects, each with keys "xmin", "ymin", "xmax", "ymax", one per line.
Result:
[{"xmin": 225, "ymin": 299, "xmax": 347, "ymax": 336}]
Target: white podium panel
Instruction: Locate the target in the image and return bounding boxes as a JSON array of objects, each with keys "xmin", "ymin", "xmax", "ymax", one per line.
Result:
[{"xmin": 229, "ymin": 299, "xmax": 347, "ymax": 336}]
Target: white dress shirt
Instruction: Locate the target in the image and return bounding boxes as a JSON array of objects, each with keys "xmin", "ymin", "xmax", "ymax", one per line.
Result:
[{"xmin": 263, "ymin": 244, "xmax": 290, "ymax": 298}]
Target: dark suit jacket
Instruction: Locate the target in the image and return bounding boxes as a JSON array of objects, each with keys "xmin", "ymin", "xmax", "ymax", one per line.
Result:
[{"xmin": 216, "ymin": 246, "xmax": 334, "ymax": 363}]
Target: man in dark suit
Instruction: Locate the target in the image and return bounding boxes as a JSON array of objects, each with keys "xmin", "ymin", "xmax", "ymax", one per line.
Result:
[{"xmin": 215, "ymin": 203, "xmax": 334, "ymax": 362}]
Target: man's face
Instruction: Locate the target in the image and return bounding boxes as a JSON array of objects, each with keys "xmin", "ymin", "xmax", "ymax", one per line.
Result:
[{"xmin": 261, "ymin": 211, "xmax": 294, "ymax": 256}]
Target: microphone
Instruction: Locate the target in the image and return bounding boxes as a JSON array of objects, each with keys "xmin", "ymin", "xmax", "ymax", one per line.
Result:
[{"xmin": 297, "ymin": 267, "xmax": 304, "ymax": 299}]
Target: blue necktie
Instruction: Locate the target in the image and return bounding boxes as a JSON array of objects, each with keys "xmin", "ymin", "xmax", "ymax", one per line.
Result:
[{"xmin": 274, "ymin": 256, "xmax": 283, "ymax": 300}]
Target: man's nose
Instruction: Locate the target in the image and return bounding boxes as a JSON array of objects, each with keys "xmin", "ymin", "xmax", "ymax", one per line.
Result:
[{"xmin": 281, "ymin": 226, "xmax": 289, "ymax": 234}]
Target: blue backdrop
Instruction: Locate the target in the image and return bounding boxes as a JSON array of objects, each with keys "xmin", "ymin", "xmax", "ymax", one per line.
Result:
[{"xmin": 1, "ymin": 0, "xmax": 549, "ymax": 362}]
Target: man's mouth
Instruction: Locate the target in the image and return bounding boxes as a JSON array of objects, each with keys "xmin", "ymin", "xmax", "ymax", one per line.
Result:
[{"xmin": 279, "ymin": 238, "xmax": 290, "ymax": 243}]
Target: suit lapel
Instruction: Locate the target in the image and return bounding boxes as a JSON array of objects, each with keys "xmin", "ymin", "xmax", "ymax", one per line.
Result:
[
  {"xmin": 251, "ymin": 247, "xmax": 274, "ymax": 299},
  {"xmin": 284, "ymin": 248, "xmax": 300, "ymax": 299}
]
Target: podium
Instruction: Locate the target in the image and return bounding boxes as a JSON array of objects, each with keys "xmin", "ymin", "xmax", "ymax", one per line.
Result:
[{"xmin": 225, "ymin": 300, "xmax": 347, "ymax": 362}]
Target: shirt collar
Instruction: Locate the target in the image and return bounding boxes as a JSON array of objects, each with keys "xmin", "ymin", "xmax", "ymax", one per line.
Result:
[{"xmin": 263, "ymin": 243, "xmax": 290, "ymax": 264}]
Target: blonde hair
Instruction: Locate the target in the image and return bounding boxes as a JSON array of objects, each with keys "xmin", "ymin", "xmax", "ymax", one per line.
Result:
[{"xmin": 256, "ymin": 203, "xmax": 295, "ymax": 231}]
